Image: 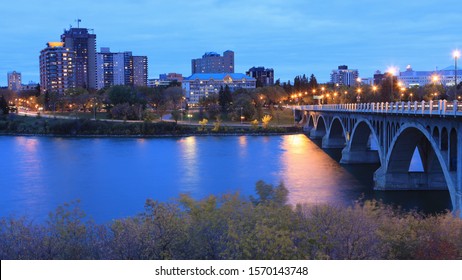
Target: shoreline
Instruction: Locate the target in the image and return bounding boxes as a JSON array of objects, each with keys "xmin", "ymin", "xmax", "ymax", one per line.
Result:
[
  {"xmin": 0, "ymin": 114, "xmax": 302, "ymax": 138},
  {"xmin": 0, "ymin": 131, "xmax": 302, "ymax": 138}
]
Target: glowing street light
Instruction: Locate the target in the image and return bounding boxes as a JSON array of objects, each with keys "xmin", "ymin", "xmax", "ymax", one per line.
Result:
[
  {"xmin": 387, "ymin": 67, "xmax": 397, "ymax": 98},
  {"xmin": 453, "ymin": 49, "xmax": 460, "ymax": 100}
]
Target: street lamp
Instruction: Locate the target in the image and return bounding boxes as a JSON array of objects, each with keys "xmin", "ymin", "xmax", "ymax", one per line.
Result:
[
  {"xmin": 387, "ymin": 67, "xmax": 397, "ymax": 99},
  {"xmin": 453, "ymin": 49, "xmax": 460, "ymax": 100},
  {"xmin": 356, "ymin": 88, "xmax": 362, "ymax": 103},
  {"xmin": 240, "ymin": 107, "xmax": 243, "ymax": 124}
]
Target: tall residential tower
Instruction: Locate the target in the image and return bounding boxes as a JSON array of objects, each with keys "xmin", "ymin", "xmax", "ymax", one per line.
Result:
[
  {"xmin": 7, "ymin": 71, "xmax": 22, "ymax": 92},
  {"xmin": 39, "ymin": 42, "xmax": 75, "ymax": 95},
  {"xmin": 61, "ymin": 27, "xmax": 97, "ymax": 90},
  {"xmin": 96, "ymin": 48, "xmax": 148, "ymax": 89}
]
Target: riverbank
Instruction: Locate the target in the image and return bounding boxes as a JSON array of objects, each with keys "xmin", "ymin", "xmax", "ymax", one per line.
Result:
[{"xmin": 0, "ymin": 114, "xmax": 301, "ymax": 137}]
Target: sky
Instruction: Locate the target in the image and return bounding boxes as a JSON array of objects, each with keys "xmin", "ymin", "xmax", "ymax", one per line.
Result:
[{"xmin": 0, "ymin": 0, "xmax": 461, "ymax": 86}]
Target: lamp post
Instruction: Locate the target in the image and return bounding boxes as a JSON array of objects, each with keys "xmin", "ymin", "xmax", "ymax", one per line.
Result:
[
  {"xmin": 453, "ymin": 50, "xmax": 460, "ymax": 100},
  {"xmin": 388, "ymin": 67, "xmax": 396, "ymax": 100},
  {"xmin": 240, "ymin": 107, "xmax": 243, "ymax": 124}
]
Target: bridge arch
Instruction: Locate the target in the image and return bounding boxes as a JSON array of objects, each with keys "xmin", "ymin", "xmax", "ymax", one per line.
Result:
[
  {"xmin": 340, "ymin": 118, "xmax": 382, "ymax": 164},
  {"xmin": 322, "ymin": 116, "xmax": 347, "ymax": 148},
  {"xmin": 379, "ymin": 123, "xmax": 456, "ymax": 210},
  {"xmin": 309, "ymin": 115, "xmax": 327, "ymax": 139}
]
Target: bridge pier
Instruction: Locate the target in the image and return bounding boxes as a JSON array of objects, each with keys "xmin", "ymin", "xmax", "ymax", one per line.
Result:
[
  {"xmin": 374, "ymin": 167, "xmax": 448, "ymax": 190},
  {"xmin": 309, "ymin": 128, "xmax": 325, "ymax": 140},
  {"xmin": 322, "ymin": 135, "xmax": 345, "ymax": 148},
  {"xmin": 340, "ymin": 146, "xmax": 380, "ymax": 164}
]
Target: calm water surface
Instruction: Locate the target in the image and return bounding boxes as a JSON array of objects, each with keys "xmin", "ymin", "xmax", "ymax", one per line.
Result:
[{"xmin": 0, "ymin": 135, "xmax": 451, "ymax": 223}]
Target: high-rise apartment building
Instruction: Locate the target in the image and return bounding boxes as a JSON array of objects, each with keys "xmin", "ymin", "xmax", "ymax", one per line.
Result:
[
  {"xmin": 39, "ymin": 42, "xmax": 75, "ymax": 95},
  {"xmin": 330, "ymin": 65, "xmax": 359, "ymax": 86},
  {"xmin": 96, "ymin": 48, "xmax": 147, "ymax": 89},
  {"xmin": 7, "ymin": 71, "xmax": 21, "ymax": 92},
  {"xmin": 132, "ymin": 56, "xmax": 148, "ymax": 87},
  {"xmin": 246, "ymin": 67, "xmax": 274, "ymax": 87},
  {"xmin": 191, "ymin": 50, "xmax": 234, "ymax": 74},
  {"xmin": 61, "ymin": 27, "xmax": 97, "ymax": 90}
]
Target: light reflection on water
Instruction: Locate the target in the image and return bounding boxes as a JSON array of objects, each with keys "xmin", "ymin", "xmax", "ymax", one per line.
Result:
[
  {"xmin": 280, "ymin": 135, "xmax": 363, "ymax": 206},
  {"xmin": 0, "ymin": 135, "xmax": 452, "ymax": 223}
]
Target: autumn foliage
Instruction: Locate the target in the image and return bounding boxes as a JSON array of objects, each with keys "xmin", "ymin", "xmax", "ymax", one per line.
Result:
[{"xmin": 1, "ymin": 181, "xmax": 461, "ymax": 260}]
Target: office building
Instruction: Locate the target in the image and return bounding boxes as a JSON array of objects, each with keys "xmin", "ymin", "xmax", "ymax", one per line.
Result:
[
  {"xmin": 330, "ymin": 65, "xmax": 359, "ymax": 86},
  {"xmin": 7, "ymin": 71, "xmax": 21, "ymax": 92},
  {"xmin": 182, "ymin": 73, "xmax": 256, "ymax": 104},
  {"xmin": 246, "ymin": 66, "xmax": 274, "ymax": 87},
  {"xmin": 399, "ymin": 65, "xmax": 462, "ymax": 87},
  {"xmin": 191, "ymin": 50, "xmax": 234, "ymax": 74},
  {"xmin": 61, "ymin": 27, "xmax": 97, "ymax": 90},
  {"xmin": 39, "ymin": 42, "xmax": 75, "ymax": 95}
]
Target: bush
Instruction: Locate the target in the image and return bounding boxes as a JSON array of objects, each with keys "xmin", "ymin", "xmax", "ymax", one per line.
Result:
[{"xmin": 1, "ymin": 181, "xmax": 462, "ymax": 260}]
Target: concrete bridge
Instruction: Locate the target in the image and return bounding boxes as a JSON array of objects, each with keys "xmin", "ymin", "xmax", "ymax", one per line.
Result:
[{"xmin": 293, "ymin": 100, "xmax": 462, "ymax": 216}]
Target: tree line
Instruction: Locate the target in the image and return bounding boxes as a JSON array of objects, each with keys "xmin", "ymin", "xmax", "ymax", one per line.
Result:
[{"xmin": 1, "ymin": 180, "xmax": 461, "ymax": 260}]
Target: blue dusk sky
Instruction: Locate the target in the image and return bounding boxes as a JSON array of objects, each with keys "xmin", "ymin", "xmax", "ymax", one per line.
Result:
[{"xmin": 0, "ymin": 0, "xmax": 460, "ymax": 86}]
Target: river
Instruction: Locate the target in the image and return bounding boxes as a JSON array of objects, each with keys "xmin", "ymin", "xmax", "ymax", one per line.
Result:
[{"xmin": 0, "ymin": 134, "xmax": 451, "ymax": 223}]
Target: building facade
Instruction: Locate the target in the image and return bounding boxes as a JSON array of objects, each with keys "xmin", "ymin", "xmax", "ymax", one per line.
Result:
[
  {"xmin": 330, "ymin": 65, "xmax": 359, "ymax": 86},
  {"xmin": 191, "ymin": 51, "xmax": 234, "ymax": 74},
  {"xmin": 132, "ymin": 56, "xmax": 148, "ymax": 87},
  {"xmin": 61, "ymin": 27, "xmax": 97, "ymax": 90},
  {"xmin": 246, "ymin": 66, "xmax": 274, "ymax": 87},
  {"xmin": 399, "ymin": 65, "xmax": 462, "ymax": 87},
  {"xmin": 7, "ymin": 71, "xmax": 21, "ymax": 92},
  {"xmin": 96, "ymin": 48, "xmax": 147, "ymax": 89},
  {"xmin": 182, "ymin": 73, "xmax": 256, "ymax": 104},
  {"xmin": 39, "ymin": 42, "xmax": 75, "ymax": 95},
  {"xmin": 159, "ymin": 73, "xmax": 183, "ymax": 83}
]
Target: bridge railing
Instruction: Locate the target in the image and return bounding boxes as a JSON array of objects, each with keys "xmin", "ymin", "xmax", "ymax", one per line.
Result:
[{"xmin": 293, "ymin": 100, "xmax": 462, "ymax": 117}]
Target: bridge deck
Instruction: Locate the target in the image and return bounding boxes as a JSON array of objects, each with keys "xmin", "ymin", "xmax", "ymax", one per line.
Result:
[{"xmin": 293, "ymin": 100, "xmax": 462, "ymax": 117}]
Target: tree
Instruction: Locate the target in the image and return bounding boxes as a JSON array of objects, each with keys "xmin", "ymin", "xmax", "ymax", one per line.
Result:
[
  {"xmin": 107, "ymin": 86, "xmax": 143, "ymax": 105},
  {"xmin": 309, "ymin": 74, "xmax": 318, "ymax": 90},
  {"xmin": 0, "ymin": 95, "xmax": 9, "ymax": 115},
  {"xmin": 261, "ymin": 115, "xmax": 272, "ymax": 129},
  {"xmin": 171, "ymin": 109, "xmax": 181, "ymax": 124},
  {"xmin": 218, "ymin": 85, "xmax": 233, "ymax": 113}
]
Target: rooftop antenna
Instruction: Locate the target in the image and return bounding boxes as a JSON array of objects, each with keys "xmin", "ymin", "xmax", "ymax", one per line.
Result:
[{"xmin": 75, "ymin": 19, "xmax": 82, "ymax": 28}]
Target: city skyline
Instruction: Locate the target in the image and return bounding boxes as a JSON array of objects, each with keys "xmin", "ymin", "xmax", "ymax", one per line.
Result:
[{"xmin": 0, "ymin": 0, "xmax": 460, "ymax": 86}]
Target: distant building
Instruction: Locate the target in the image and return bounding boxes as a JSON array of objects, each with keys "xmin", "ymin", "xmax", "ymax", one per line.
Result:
[
  {"xmin": 373, "ymin": 70, "xmax": 385, "ymax": 85},
  {"xmin": 159, "ymin": 73, "xmax": 183, "ymax": 83},
  {"xmin": 39, "ymin": 42, "xmax": 75, "ymax": 95},
  {"xmin": 132, "ymin": 56, "xmax": 148, "ymax": 87},
  {"xmin": 96, "ymin": 48, "xmax": 147, "ymax": 89},
  {"xmin": 147, "ymin": 79, "xmax": 171, "ymax": 88},
  {"xmin": 399, "ymin": 65, "xmax": 462, "ymax": 87},
  {"xmin": 21, "ymin": 81, "xmax": 39, "ymax": 91},
  {"xmin": 246, "ymin": 67, "xmax": 274, "ymax": 87},
  {"xmin": 182, "ymin": 73, "xmax": 256, "ymax": 104},
  {"xmin": 61, "ymin": 27, "xmax": 97, "ymax": 90},
  {"xmin": 7, "ymin": 71, "xmax": 21, "ymax": 92},
  {"xmin": 191, "ymin": 51, "xmax": 234, "ymax": 74},
  {"xmin": 330, "ymin": 65, "xmax": 359, "ymax": 86}
]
